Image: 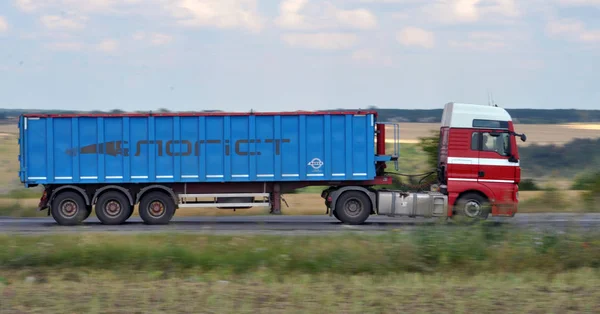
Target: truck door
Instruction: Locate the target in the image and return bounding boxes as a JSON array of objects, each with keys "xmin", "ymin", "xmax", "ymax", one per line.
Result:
[
  {"xmin": 476, "ymin": 130, "xmax": 517, "ymax": 212},
  {"xmin": 476, "ymin": 131, "xmax": 516, "ymax": 182}
]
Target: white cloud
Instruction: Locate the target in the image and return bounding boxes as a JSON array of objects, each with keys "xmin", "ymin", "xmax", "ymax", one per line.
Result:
[
  {"xmin": 16, "ymin": 0, "xmax": 145, "ymax": 14},
  {"xmin": 555, "ymin": 0, "xmax": 600, "ymax": 6},
  {"xmin": 275, "ymin": 0, "xmax": 377, "ymax": 30},
  {"xmin": 46, "ymin": 42, "xmax": 84, "ymax": 51},
  {"xmin": 132, "ymin": 32, "xmax": 173, "ymax": 45},
  {"xmin": 40, "ymin": 14, "xmax": 87, "ymax": 30},
  {"xmin": 150, "ymin": 33, "xmax": 173, "ymax": 45},
  {"xmin": 351, "ymin": 49, "xmax": 393, "ymax": 66},
  {"xmin": 282, "ymin": 33, "xmax": 358, "ymax": 50},
  {"xmin": 0, "ymin": 16, "xmax": 8, "ymax": 33},
  {"xmin": 547, "ymin": 18, "xmax": 600, "ymax": 43},
  {"xmin": 170, "ymin": 0, "xmax": 265, "ymax": 32},
  {"xmin": 96, "ymin": 39, "xmax": 119, "ymax": 53},
  {"xmin": 15, "ymin": 0, "xmax": 38, "ymax": 12},
  {"xmin": 449, "ymin": 32, "xmax": 507, "ymax": 50},
  {"xmin": 398, "ymin": 0, "xmax": 520, "ymax": 25},
  {"xmin": 396, "ymin": 27, "xmax": 435, "ymax": 48},
  {"xmin": 16, "ymin": 0, "xmax": 264, "ymax": 33}
]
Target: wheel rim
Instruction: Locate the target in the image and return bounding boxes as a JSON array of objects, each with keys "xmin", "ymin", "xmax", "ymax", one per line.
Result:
[
  {"xmin": 59, "ymin": 199, "xmax": 78, "ymax": 218},
  {"xmin": 148, "ymin": 200, "xmax": 166, "ymax": 218},
  {"xmin": 343, "ymin": 198, "xmax": 363, "ymax": 217},
  {"xmin": 104, "ymin": 200, "xmax": 122, "ymax": 218},
  {"xmin": 463, "ymin": 200, "xmax": 481, "ymax": 217}
]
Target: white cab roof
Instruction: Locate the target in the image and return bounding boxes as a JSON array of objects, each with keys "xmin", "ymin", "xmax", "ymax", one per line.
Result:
[{"xmin": 441, "ymin": 102, "xmax": 512, "ymax": 128}]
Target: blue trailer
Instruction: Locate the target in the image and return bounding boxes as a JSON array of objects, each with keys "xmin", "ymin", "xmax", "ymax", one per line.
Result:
[{"xmin": 19, "ymin": 110, "xmax": 448, "ymax": 226}]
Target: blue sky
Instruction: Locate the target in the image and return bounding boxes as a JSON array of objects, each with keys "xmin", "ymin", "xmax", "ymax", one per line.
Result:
[{"xmin": 0, "ymin": 0, "xmax": 599, "ymax": 112}]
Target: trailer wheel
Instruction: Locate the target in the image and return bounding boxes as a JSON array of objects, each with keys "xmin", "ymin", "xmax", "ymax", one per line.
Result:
[
  {"xmin": 95, "ymin": 191, "xmax": 132, "ymax": 225},
  {"xmin": 455, "ymin": 193, "xmax": 490, "ymax": 220},
  {"xmin": 50, "ymin": 191, "xmax": 88, "ymax": 226},
  {"xmin": 139, "ymin": 191, "xmax": 176, "ymax": 225},
  {"xmin": 334, "ymin": 191, "xmax": 372, "ymax": 225},
  {"xmin": 83, "ymin": 205, "xmax": 92, "ymax": 220}
]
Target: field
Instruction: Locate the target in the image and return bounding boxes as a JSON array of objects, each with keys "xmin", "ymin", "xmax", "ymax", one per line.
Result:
[
  {"xmin": 2, "ymin": 269, "xmax": 599, "ymax": 313},
  {"xmin": 1, "ymin": 230, "xmax": 600, "ymax": 313}
]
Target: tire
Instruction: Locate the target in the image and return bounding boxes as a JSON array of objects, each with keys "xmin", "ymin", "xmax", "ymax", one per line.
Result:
[
  {"xmin": 454, "ymin": 193, "xmax": 490, "ymax": 220},
  {"xmin": 83, "ymin": 205, "xmax": 92, "ymax": 220},
  {"xmin": 125, "ymin": 206, "xmax": 135, "ymax": 220},
  {"xmin": 332, "ymin": 209, "xmax": 341, "ymax": 221},
  {"xmin": 138, "ymin": 191, "xmax": 176, "ymax": 225},
  {"xmin": 95, "ymin": 191, "xmax": 133, "ymax": 225},
  {"xmin": 334, "ymin": 191, "xmax": 372, "ymax": 225},
  {"xmin": 50, "ymin": 191, "xmax": 88, "ymax": 226}
]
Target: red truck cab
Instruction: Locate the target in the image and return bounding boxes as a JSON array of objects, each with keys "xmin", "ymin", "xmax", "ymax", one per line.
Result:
[{"xmin": 438, "ymin": 102, "xmax": 527, "ymax": 219}]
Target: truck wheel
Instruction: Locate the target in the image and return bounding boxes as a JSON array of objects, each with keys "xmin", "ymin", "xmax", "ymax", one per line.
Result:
[
  {"xmin": 455, "ymin": 193, "xmax": 490, "ymax": 220},
  {"xmin": 83, "ymin": 205, "xmax": 92, "ymax": 220},
  {"xmin": 139, "ymin": 191, "xmax": 176, "ymax": 225},
  {"xmin": 332, "ymin": 210, "xmax": 341, "ymax": 221},
  {"xmin": 50, "ymin": 191, "xmax": 88, "ymax": 226},
  {"xmin": 95, "ymin": 191, "xmax": 133, "ymax": 225},
  {"xmin": 334, "ymin": 191, "xmax": 372, "ymax": 225},
  {"xmin": 126, "ymin": 206, "xmax": 135, "ymax": 220}
]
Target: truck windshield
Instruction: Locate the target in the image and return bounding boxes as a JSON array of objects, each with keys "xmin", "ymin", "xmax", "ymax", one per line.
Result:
[{"xmin": 482, "ymin": 132, "xmax": 510, "ymax": 156}]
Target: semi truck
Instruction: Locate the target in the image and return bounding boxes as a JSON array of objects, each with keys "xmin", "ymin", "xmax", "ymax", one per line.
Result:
[{"xmin": 18, "ymin": 102, "xmax": 526, "ymax": 226}]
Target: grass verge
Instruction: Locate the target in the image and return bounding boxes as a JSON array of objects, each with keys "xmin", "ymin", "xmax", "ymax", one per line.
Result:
[
  {"xmin": 1, "ymin": 269, "xmax": 599, "ymax": 313},
  {"xmin": 1, "ymin": 226, "xmax": 599, "ymax": 275}
]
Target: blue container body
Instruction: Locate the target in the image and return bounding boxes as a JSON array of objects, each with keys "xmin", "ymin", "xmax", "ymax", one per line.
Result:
[{"xmin": 19, "ymin": 113, "xmax": 380, "ymax": 186}]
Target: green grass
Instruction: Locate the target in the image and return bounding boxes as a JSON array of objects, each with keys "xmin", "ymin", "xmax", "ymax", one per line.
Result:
[
  {"xmin": 1, "ymin": 227, "xmax": 599, "ymax": 275},
  {"xmin": 1, "ymin": 269, "xmax": 599, "ymax": 313}
]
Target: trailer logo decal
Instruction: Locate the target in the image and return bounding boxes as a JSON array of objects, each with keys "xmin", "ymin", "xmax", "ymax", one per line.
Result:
[
  {"xmin": 65, "ymin": 138, "xmax": 292, "ymax": 157},
  {"xmin": 307, "ymin": 158, "xmax": 324, "ymax": 170}
]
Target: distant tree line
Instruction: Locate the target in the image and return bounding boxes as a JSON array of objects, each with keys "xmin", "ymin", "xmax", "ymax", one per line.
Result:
[
  {"xmin": 519, "ymin": 138, "xmax": 600, "ymax": 178},
  {"xmin": 1, "ymin": 107, "xmax": 600, "ymax": 124},
  {"xmin": 365, "ymin": 108, "xmax": 600, "ymax": 124}
]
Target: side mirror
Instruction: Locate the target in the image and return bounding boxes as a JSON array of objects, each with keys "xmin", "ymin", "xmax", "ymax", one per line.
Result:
[{"xmin": 520, "ymin": 134, "xmax": 527, "ymax": 142}]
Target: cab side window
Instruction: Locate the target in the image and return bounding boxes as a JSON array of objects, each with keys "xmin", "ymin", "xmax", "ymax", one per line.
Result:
[{"xmin": 471, "ymin": 132, "xmax": 511, "ymax": 156}]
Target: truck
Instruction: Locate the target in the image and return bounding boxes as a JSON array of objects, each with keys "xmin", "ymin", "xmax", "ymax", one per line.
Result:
[{"xmin": 18, "ymin": 102, "xmax": 526, "ymax": 226}]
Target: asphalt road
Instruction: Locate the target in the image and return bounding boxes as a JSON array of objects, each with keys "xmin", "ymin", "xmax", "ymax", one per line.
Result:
[{"xmin": 1, "ymin": 213, "xmax": 600, "ymax": 235}]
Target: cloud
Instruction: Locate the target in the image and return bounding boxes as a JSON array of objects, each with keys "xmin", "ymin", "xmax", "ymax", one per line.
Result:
[
  {"xmin": 396, "ymin": 27, "xmax": 435, "ymax": 48},
  {"xmin": 132, "ymin": 32, "xmax": 173, "ymax": 46},
  {"xmin": 16, "ymin": 0, "xmax": 145, "ymax": 14},
  {"xmin": 15, "ymin": 0, "xmax": 38, "ymax": 12},
  {"xmin": 0, "ymin": 16, "xmax": 8, "ymax": 33},
  {"xmin": 555, "ymin": 0, "xmax": 600, "ymax": 6},
  {"xmin": 449, "ymin": 32, "xmax": 508, "ymax": 50},
  {"xmin": 275, "ymin": 0, "xmax": 377, "ymax": 30},
  {"xmin": 46, "ymin": 42, "xmax": 84, "ymax": 51},
  {"xmin": 170, "ymin": 0, "xmax": 265, "ymax": 32},
  {"xmin": 282, "ymin": 33, "xmax": 358, "ymax": 50},
  {"xmin": 351, "ymin": 49, "xmax": 393, "ymax": 66},
  {"xmin": 547, "ymin": 18, "xmax": 600, "ymax": 43},
  {"xmin": 16, "ymin": 0, "xmax": 264, "ymax": 33},
  {"xmin": 40, "ymin": 14, "xmax": 87, "ymax": 30},
  {"xmin": 395, "ymin": 0, "xmax": 520, "ymax": 25},
  {"xmin": 96, "ymin": 39, "xmax": 119, "ymax": 53}
]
